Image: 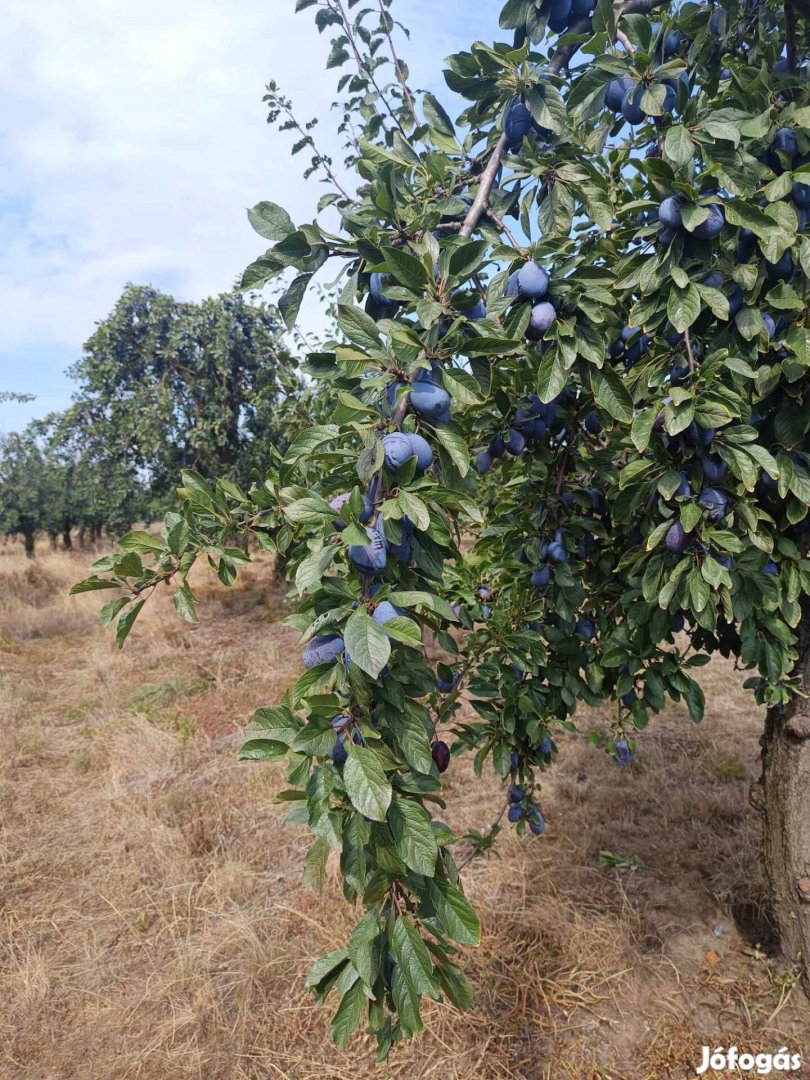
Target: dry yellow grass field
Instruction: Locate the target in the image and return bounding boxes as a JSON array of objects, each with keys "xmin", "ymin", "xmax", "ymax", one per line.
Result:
[{"xmin": 1, "ymin": 539, "xmax": 809, "ymax": 1079}]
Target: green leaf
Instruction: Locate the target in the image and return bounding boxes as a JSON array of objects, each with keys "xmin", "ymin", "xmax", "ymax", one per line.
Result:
[
  {"xmin": 527, "ymin": 81, "xmax": 566, "ymax": 134},
  {"xmin": 279, "ymin": 272, "xmax": 313, "ymax": 330},
  {"xmin": 99, "ymin": 596, "xmax": 130, "ymax": 625},
  {"xmin": 302, "ymin": 837, "xmax": 330, "ymax": 892},
  {"xmin": 173, "ymin": 585, "xmax": 198, "ymax": 623},
  {"xmin": 591, "ymin": 366, "xmax": 633, "ymax": 423},
  {"xmin": 238, "ymin": 738, "xmax": 289, "ymax": 761},
  {"xmin": 664, "ymin": 125, "xmax": 694, "ymax": 167},
  {"xmin": 667, "ymin": 284, "xmax": 701, "ymax": 333},
  {"xmin": 448, "ymin": 240, "xmax": 488, "ymax": 281},
  {"xmin": 305, "ymin": 948, "xmax": 349, "ymax": 992},
  {"xmin": 384, "ymin": 248, "xmax": 430, "ymax": 291},
  {"xmin": 247, "ymin": 200, "xmax": 295, "ymax": 241},
  {"xmin": 391, "ymin": 915, "xmax": 440, "ymax": 997},
  {"xmin": 434, "ymin": 427, "xmax": 470, "ymax": 476},
  {"xmin": 441, "ymin": 367, "xmax": 484, "ymax": 404},
  {"xmin": 348, "ymin": 911, "xmax": 379, "ymax": 986},
  {"xmin": 70, "ymin": 576, "xmax": 122, "ymax": 595},
  {"xmin": 337, "ymin": 304, "xmax": 383, "ymax": 352},
  {"xmin": 428, "ymin": 878, "xmax": 481, "ymax": 946},
  {"xmin": 423, "ymin": 93, "xmax": 456, "ymax": 137},
  {"xmin": 115, "ymin": 598, "xmax": 146, "ymax": 648},
  {"xmin": 388, "ymin": 797, "xmax": 438, "ymax": 876},
  {"xmin": 331, "ymin": 977, "xmax": 366, "ymax": 1050},
  {"xmin": 118, "ymin": 530, "xmax": 165, "ymax": 554},
  {"xmin": 344, "ymin": 608, "xmax": 391, "ymax": 678},
  {"xmin": 537, "ymin": 349, "xmax": 567, "ymax": 403},
  {"xmin": 388, "ymin": 590, "xmax": 459, "ymax": 621},
  {"xmin": 380, "ymin": 615, "xmax": 423, "ymax": 646},
  {"xmin": 343, "ymin": 744, "xmax": 392, "ymax": 821}
]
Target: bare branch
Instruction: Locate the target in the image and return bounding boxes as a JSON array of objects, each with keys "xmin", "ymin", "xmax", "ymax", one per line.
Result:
[
  {"xmin": 787, "ymin": 1, "xmax": 798, "ymax": 71},
  {"xmin": 459, "ymin": 133, "xmax": 510, "ymax": 239}
]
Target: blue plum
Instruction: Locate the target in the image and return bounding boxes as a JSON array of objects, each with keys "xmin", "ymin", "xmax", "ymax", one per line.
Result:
[
  {"xmin": 665, "ymin": 522, "xmax": 693, "ymax": 553},
  {"xmin": 547, "ymin": 0, "xmax": 573, "ymax": 32},
  {"xmin": 621, "ymin": 85, "xmax": 646, "ymax": 125},
  {"xmin": 370, "ymin": 272, "xmax": 396, "ymax": 308},
  {"xmin": 349, "ymin": 519, "xmax": 387, "ymax": 574},
  {"xmin": 372, "ymin": 599, "xmax": 405, "ymax": 625},
  {"xmin": 410, "ymin": 380, "xmax": 451, "ymax": 423},
  {"xmin": 505, "ymin": 428, "xmax": 526, "ymax": 456},
  {"xmin": 329, "ymin": 734, "xmax": 349, "ymax": 765},
  {"xmin": 516, "ymin": 260, "xmax": 550, "ymax": 300},
  {"xmin": 505, "ymin": 101, "xmax": 534, "ymax": 152},
  {"xmin": 698, "ymin": 487, "xmax": 728, "ymax": 521},
  {"xmin": 302, "ymin": 633, "xmax": 345, "ymax": 669},
  {"xmin": 526, "ymin": 301, "xmax": 557, "ymax": 340},
  {"xmin": 408, "ymin": 433, "xmax": 433, "ymax": 471},
  {"xmin": 702, "ymin": 455, "xmax": 728, "ymax": 483},
  {"xmin": 658, "ymin": 196, "xmax": 682, "ymax": 228},
  {"xmin": 431, "ymin": 740, "xmax": 451, "ymax": 773},
  {"xmin": 476, "ymin": 450, "xmax": 492, "ymax": 475},
  {"xmin": 382, "ymin": 432, "xmax": 415, "ymax": 471},
  {"xmin": 605, "ymin": 77, "xmax": 635, "ymax": 112},
  {"xmin": 531, "ymin": 566, "xmax": 552, "ymax": 588},
  {"xmin": 614, "ymin": 737, "xmax": 635, "ymax": 765},
  {"xmin": 693, "ymin": 205, "xmax": 725, "ymax": 238}
]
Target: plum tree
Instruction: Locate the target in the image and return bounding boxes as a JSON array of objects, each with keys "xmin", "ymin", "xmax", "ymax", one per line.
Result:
[{"xmin": 74, "ymin": 0, "xmax": 810, "ymax": 1059}]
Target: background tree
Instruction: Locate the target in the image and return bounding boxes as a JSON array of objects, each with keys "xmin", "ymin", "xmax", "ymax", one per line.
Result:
[
  {"xmin": 68, "ymin": 284, "xmax": 307, "ymax": 501},
  {"xmin": 76, "ymin": 0, "xmax": 810, "ymax": 1058},
  {"xmin": 0, "ymin": 428, "xmax": 53, "ymax": 557}
]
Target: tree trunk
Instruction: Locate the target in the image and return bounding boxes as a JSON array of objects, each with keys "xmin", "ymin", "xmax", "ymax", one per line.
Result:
[
  {"xmin": 23, "ymin": 528, "xmax": 35, "ymax": 559},
  {"xmin": 62, "ymin": 528, "xmax": 72, "ymax": 550},
  {"xmin": 762, "ymin": 596, "xmax": 810, "ymax": 990}
]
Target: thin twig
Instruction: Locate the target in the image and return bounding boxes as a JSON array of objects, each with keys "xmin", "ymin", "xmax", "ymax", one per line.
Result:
[
  {"xmin": 376, "ymin": 0, "xmax": 418, "ymax": 126},
  {"xmin": 684, "ymin": 328, "xmax": 697, "ymax": 371},
  {"xmin": 274, "ymin": 95, "xmax": 353, "ymax": 203},
  {"xmin": 457, "ymin": 800, "xmax": 509, "ymax": 872},
  {"xmin": 486, "ymin": 207, "xmax": 520, "ymax": 248},
  {"xmin": 330, "ymin": 0, "xmax": 411, "ymax": 142}
]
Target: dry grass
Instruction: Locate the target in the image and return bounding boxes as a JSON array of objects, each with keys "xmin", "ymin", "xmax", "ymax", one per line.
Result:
[{"xmin": 1, "ymin": 536, "xmax": 809, "ymax": 1080}]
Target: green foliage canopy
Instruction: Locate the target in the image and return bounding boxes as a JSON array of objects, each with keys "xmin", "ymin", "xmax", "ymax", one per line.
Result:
[{"xmin": 76, "ymin": 0, "xmax": 810, "ymax": 1058}]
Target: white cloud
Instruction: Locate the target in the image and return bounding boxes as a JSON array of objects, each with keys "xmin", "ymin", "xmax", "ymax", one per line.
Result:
[{"xmin": 0, "ymin": 0, "xmax": 485, "ymax": 426}]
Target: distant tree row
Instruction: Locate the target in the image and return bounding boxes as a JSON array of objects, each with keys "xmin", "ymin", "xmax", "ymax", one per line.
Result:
[{"xmin": 0, "ymin": 284, "xmax": 327, "ymax": 556}]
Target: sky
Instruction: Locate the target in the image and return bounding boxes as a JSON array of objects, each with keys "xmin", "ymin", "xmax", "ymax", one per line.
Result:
[{"xmin": 0, "ymin": 0, "xmax": 490, "ymax": 434}]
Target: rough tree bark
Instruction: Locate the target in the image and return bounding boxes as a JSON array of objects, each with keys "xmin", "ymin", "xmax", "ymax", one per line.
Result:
[
  {"xmin": 23, "ymin": 528, "xmax": 35, "ymax": 559},
  {"xmin": 762, "ymin": 594, "xmax": 810, "ymax": 990}
]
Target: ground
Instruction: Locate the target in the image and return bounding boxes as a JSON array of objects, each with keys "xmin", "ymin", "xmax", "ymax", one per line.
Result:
[{"xmin": 1, "ymin": 540, "xmax": 809, "ymax": 1079}]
